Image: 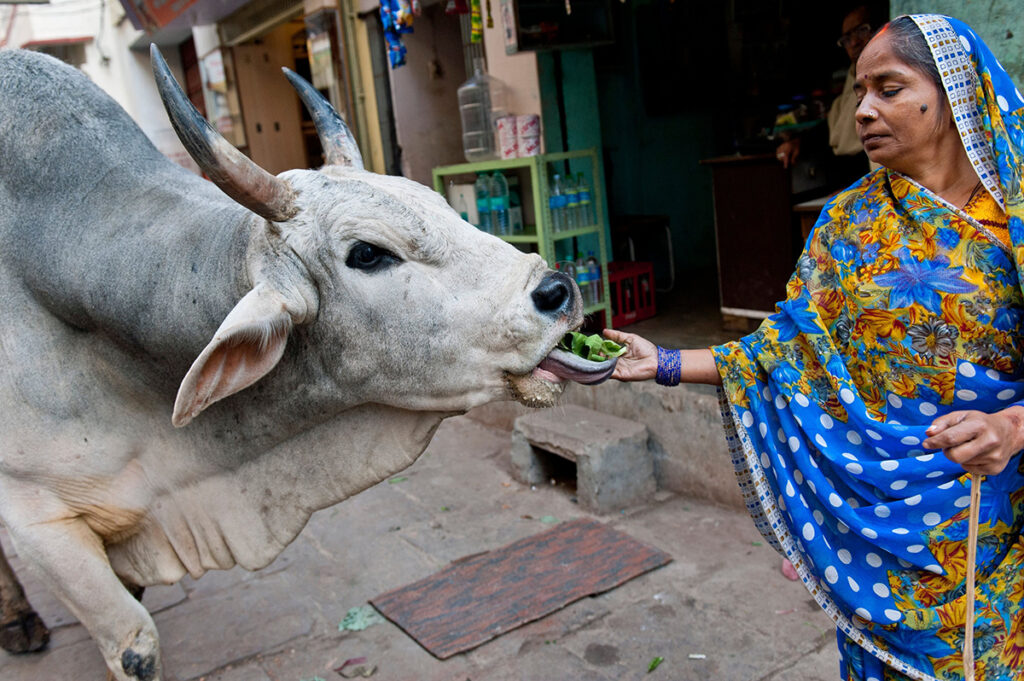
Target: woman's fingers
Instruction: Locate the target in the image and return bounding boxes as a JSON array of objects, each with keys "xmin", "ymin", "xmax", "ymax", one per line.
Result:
[
  {"xmin": 924, "ymin": 410, "xmax": 970, "ymax": 440},
  {"xmin": 601, "ymin": 328, "xmax": 630, "ymax": 343},
  {"xmin": 942, "ymin": 438, "xmax": 987, "ymax": 466},
  {"xmin": 923, "ymin": 411, "xmax": 976, "ymax": 449},
  {"xmin": 602, "ymin": 329, "xmax": 653, "ymax": 357},
  {"xmin": 956, "ymin": 450, "xmax": 1009, "ymax": 475},
  {"xmin": 603, "ymin": 329, "xmax": 658, "ymax": 382}
]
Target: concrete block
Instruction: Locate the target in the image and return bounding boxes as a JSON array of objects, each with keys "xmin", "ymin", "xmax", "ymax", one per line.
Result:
[
  {"xmin": 468, "ymin": 379, "xmax": 745, "ymax": 511},
  {"xmin": 510, "ymin": 405, "xmax": 654, "ymax": 514}
]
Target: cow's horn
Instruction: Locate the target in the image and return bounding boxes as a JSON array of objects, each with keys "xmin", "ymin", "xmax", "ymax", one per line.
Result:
[
  {"xmin": 150, "ymin": 45, "xmax": 298, "ymax": 222},
  {"xmin": 282, "ymin": 67, "xmax": 364, "ymax": 170}
]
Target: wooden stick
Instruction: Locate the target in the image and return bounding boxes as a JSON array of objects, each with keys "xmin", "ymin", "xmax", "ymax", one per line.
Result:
[{"xmin": 963, "ymin": 473, "xmax": 982, "ymax": 681}]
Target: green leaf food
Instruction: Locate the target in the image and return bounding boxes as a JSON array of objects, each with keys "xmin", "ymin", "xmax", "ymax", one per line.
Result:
[
  {"xmin": 558, "ymin": 332, "xmax": 627, "ymax": 362},
  {"xmin": 339, "ymin": 605, "xmax": 384, "ymax": 631},
  {"xmin": 572, "ymin": 332, "xmax": 587, "ymax": 356}
]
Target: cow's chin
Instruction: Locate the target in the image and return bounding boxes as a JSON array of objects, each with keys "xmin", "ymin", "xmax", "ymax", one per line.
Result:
[{"xmin": 505, "ymin": 369, "xmax": 566, "ymax": 408}]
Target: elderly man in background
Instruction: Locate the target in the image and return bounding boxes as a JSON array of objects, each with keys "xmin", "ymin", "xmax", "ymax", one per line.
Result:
[{"xmin": 777, "ymin": 4, "xmax": 877, "ymax": 186}]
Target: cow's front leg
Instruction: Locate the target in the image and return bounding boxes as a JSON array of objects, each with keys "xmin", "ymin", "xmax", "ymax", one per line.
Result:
[
  {"xmin": 0, "ymin": 542, "xmax": 49, "ymax": 653},
  {"xmin": 5, "ymin": 516, "xmax": 161, "ymax": 681}
]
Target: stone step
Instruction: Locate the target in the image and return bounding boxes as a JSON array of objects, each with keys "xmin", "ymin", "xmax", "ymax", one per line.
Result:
[{"xmin": 510, "ymin": 405, "xmax": 655, "ymax": 514}]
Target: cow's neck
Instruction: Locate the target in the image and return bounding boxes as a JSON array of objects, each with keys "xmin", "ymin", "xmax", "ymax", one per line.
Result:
[
  {"xmin": 107, "ymin": 405, "xmax": 450, "ymax": 582},
  {"xmin": 19, "ymin": 175, "xmax": 256, "ymax": 385}
]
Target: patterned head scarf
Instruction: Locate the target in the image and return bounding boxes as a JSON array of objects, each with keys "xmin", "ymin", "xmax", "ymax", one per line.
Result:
[{"xmin": 910, "ymin": 15, "xmax": 1024, "ymax": 214}]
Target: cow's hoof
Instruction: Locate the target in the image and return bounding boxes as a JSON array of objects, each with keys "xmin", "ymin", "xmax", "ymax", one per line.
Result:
[
  {"xmin": 0, "ymin": 610, "xmax": 50, "ymax": 653},
  {"xmin": 121, "ymin": 647, "xmax": 157, "ymax": 681}
]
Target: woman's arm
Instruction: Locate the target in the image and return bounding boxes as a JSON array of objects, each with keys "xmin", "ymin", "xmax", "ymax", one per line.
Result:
[{"xmin": 602, "ymin": 329, "xmax": 722, "ymax": 386}]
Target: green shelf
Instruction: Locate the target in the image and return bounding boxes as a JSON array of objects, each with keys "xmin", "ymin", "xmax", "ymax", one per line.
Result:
[
  {"xmin": 498, "ymin": 230, "xmax": 539, "ymax": 244},
  {"xmin": 552, "ymin": 224, "xmax": 601, "ymax": 241},
  {"xmin": 433, "ymin": 148, "xmax": 613, "ymax": 327}
]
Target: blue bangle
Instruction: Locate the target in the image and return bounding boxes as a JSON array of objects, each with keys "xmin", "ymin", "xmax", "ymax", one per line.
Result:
[{"xmin": 656, "ymin": 347, "xmax": 682, "ymax": 386}]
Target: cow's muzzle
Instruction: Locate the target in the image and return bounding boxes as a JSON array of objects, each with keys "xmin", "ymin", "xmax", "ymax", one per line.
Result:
[{"xmin": 531, "ymin": 271, "xmax": 575, "ymax": 316}]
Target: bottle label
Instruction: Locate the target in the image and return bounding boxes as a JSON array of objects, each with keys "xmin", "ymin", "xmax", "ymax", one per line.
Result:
[
  {"xmin": 567, "ymin": 194, "xmax": 580, "ymax": 208},
  {"xmin": 551, "ymin": 195, "xmax": 568, "ymax": 209},
  {"xmin": 578, "ymin": 191, "xmax": 591, "ymax": 204},
  {"xmin": 477, "ymin": 198, "xmax": 490, "ymax": 212},
  {"xmin": 490, "ymin": 197, "xmax": 508, "ymax": 211}
]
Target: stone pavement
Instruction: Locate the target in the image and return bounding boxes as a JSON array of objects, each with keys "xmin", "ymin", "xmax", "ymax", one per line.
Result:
[{"xmin": 0, "ymin": 414, "xmax": 840, "ymax": 681}]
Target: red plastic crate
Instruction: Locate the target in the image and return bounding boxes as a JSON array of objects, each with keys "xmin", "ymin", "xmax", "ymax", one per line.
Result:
[{"xmin": 608, "ymin": 261, "xmax": 656, "ymax": 328}]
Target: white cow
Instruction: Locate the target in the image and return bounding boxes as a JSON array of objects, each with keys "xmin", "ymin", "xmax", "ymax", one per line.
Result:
[{"xmin": 0, "ymin": 47, "xmax": 606, "ymax": 680}]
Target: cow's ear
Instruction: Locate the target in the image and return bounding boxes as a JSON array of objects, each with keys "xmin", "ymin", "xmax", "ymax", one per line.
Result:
[{"xmin": 173, "ymin": 285, "xmax": 295, "ymax": 427}]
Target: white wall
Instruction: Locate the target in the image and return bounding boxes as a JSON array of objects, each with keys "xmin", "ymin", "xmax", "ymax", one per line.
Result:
[
  {"xmin": 385, "ymin": 2, "xmax": 468, "ymax": 185},
  {"xmin": 1, "ymin": 0, "xmax": 196, "ymax": 172},
  {"xmin": 383, "ymin": 0, "xmax": 541, "ymax": 184},
  {"xmin": 482, "ymin": 4, "xmax": 539, "ymax": 123}
]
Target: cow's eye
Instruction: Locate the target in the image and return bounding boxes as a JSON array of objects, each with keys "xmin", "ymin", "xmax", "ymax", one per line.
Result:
[{"xmin": 345, "ymin": 241, "xmax": 400, "ymax": 271}]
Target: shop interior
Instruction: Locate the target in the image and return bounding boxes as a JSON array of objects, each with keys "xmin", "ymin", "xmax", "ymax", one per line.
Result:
[
  {"xmin": 421, "ymin": 0, "xmax": 889, "ymax": 333},
  {"xmin": 589, "ymin": 0, "xmax": 889, "ymax": 332},
  {"xmin": 191, "ymin": 2, "xmax": 355, "ymax": 175}
]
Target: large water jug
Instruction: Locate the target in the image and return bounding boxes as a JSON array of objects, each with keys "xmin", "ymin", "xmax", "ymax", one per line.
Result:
[{"xmin": 457, "ymin": 58, "xmax": 507, "ymax": 162}]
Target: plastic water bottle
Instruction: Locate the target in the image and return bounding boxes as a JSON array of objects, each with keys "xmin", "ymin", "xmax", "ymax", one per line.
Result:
[
  {"xmin": 564, "ymin": 176, "xmax": 580, "ymax": 231},
  {"xmin": 575, "ymin": 172, "xmax": 593, "ymax": 226},
  {"xmin": 574, "ymin": 253, "xmax": 591, "ymax": 306},
  {"xmin": 449, "ymin": 180, "xmax": 469, "ymax": 222},
  {"xmin": 457, "ymin": 58, "xmax": 508, "ymax": 162},
  {"xmin": 585, "ymin": 251, "xmax": 601, "ymax": 303},
  {"xmin": 558, "ymin": 260, "xmax": 577, "ymax": 299},
  {"xmin": 474, "ymin": 174, "xmax": 493, "ymax": 233},
  {"xmin": 549, "ymin": 174, "xmax": 567, "ymax": 232},
  {"xmin": 490, "ymin": 171, "xmax": 510, "ymax": 236},
  {"xmin": 508, "ymin": 176, "xmax": 524, "ymax": 234}
]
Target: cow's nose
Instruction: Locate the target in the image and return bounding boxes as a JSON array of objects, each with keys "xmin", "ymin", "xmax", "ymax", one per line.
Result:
[{"xmin": 531, "ymin": 271, "xmax": 574, "ymax": 315}]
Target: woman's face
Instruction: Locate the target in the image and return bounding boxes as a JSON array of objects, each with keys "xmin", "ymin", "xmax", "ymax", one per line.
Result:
[{"xmin": 853, "ymin": 31, "xmax": 958, "ymax": 175}]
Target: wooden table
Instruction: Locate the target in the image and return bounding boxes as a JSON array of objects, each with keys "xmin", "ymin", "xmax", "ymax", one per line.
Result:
[
  {"xmin": 701, "ymin": 154, "xmax": 796, "ymax": 330},
  {"xmin": 793, "ymin": 194, "xmax": 833, "ymax": 242}
]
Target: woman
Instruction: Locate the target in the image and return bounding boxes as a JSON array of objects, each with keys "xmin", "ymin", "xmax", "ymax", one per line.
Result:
[{"xmin": 607, "ymin": 15, "xmax": 1024, "ymax": 681}]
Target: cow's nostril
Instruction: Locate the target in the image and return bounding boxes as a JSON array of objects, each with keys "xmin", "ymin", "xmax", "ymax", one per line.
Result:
[{"xmin": 531, "ymin": 272, "xmax": 574, "ymax": 314}]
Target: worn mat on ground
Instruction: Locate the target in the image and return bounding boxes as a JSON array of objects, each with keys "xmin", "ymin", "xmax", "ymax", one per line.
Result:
[{"xmin": 370, "ymin": 518, "xmax": 672, "ymax": 659}]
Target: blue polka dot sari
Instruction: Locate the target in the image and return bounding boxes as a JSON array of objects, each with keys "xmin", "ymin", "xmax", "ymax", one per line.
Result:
[{"xmin": 712, "ymin": 15, "xmax": 1024, "ymax": 681}]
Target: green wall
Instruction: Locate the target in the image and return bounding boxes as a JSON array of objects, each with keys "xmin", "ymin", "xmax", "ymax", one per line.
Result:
[
  {"xmin": 594, "ymin": 61, "xmax": 718, "ymax": 286},
  {"xmin": 537, "ymin": 49, "xmax": 611, "ymax": 266},
  {"xmin": 538, "ymin": 45, "xmax": 718, "ymax": 289},
  {"xmin": 890, "ymin": 1, "xmax": 1024, "ymax": 86}
]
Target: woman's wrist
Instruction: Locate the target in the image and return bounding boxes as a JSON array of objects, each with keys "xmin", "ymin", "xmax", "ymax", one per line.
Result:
[
  {"xmin": 999, "ymin": 405, "xmax": 1024, "ymax": 453},
  {"xmin": 655, "ymin": 347, "xmax": 682, "ymax": 386}
]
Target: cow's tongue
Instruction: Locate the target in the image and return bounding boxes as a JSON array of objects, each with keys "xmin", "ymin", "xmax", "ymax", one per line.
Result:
[{"xmin": 536, "ymin": 347, "xmax": 617, "ymax": 385}]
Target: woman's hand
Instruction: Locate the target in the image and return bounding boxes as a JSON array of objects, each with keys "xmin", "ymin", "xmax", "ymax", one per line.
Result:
[
  {"xmin": 923, "ymin": 406, "xmax": 1024, "ymax": 476},
  {"xmin": 602, "ymin": 329, "xmax": 658, "ymax": 382},
  {"xmin": 776, "ymin": 138, "xmax": 801, "ymax": 168}
]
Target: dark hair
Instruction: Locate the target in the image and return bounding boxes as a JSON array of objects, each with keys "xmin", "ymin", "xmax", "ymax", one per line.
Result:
[{"xmin": 881, "ymin": 16, "xmax": 944, "ymax": 94}]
